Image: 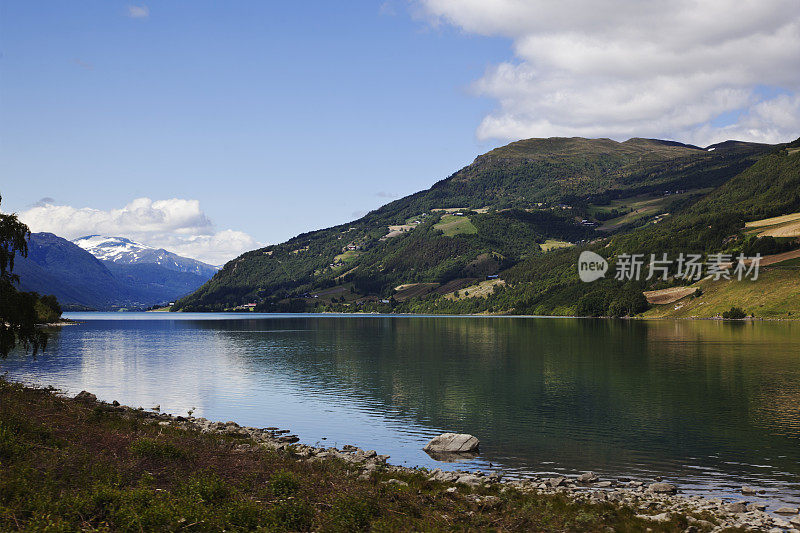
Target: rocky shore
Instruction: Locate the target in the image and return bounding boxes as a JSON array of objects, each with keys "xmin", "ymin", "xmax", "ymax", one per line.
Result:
[{"xmin": 73, "ymin": 390, "xmax": 800, "ymax": 532}]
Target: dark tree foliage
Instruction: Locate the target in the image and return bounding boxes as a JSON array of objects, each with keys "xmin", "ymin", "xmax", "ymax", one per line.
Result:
[
  {"xmin": 722, "ymin": 307, "xmax": 747, "ymax": 319},
  {"xmin": 0, "ymin": 196, "xmax": 48, "ymax": 357}
]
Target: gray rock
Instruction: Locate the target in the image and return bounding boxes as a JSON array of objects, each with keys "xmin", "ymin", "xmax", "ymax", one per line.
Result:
[
  {"xmin": 648, "ymin": 482, "xmax": 677, "ymax": 494},
  {"xmin": 456, "ymin": 474, "xmax": 482, "ymax": 486},
  {"xmin": 595, "ymin": 481, "xmax": 613, "ymax": 488},
  {"xmin": 747, "ymin": 502, "xmax": 767, "ymax": 512},
  {"xmin": 741, "ymin": 486, "xmax": 758, "ymax": 495},
  {"xmin": 74, "ymin": 390, "xmax": 97, "ymax": 403},
  {"xmin": 725, "ymin": 501, "xmax": 748, "ymax": 514},
  {"xmin": 776, "ymin": 507, "xmax": 800, "ymax": 515},
  {"xmin": 423, "ymin": 433, "xmax": 479, "ymax": 453},
  {"xmin": 577, "ymin": 472, "xmax": 599, "ymax": 483},
  {"xmin": 383, "ymin": 479, "xmax": 408, "ymax": 487},
  {"xmin": 467, "ymin": 494, "xmax": 502, "ymax": 509},
  {"xmin": 547, "ymin": 476, "xmax": 566, "ymax": 488},
  {"xmin": 636, "ymin": 512, "xmax": 671, "ymax": 522}
]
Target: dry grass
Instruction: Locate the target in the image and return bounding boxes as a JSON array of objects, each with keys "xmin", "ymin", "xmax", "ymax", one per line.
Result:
[
  {"xmin": 643, "ymin": 267, "xmax": 800, "ymax": 319},
  {"xmin": 393, "ymin": 283, "xmax": 438, "ymax": 301},
  {"xmin": 643, "ymin": 287, "xmax": 698, "ymax": 305},
  {"xmin": 745, "ymin": 212, "xmax": 800, "ymax": 228},
  {"xmin": 758, "ymin": 248, "xmax": 800, "ymax": 266},
  {"xmin": 444, "ymin": 279, "xmax": 506, "ymax": 301},
  {"xmin": 758, "ymin": 221, "xmax": 800, "ymax": 238}
]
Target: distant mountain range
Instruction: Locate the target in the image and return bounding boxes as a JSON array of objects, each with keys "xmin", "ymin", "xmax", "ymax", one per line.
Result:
[
  {"xmin": 73, "ymin": 235, "xmax": 218, "ymax": 277},
  {"xmin": 15, "ymin": 233, "xmax": 217, "ymax": 311}
]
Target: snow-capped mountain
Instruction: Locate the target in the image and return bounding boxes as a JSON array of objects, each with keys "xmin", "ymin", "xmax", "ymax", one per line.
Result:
[{"xmin": 73, "ymin": 235, "xmax": 218, "ymax": 277}]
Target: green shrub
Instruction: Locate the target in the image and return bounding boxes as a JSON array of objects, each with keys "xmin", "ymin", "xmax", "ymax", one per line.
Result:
[
  {"xmin": 325, "ymin": 495, "xmax": 378, "ymax": 532},
  {"xmin": 129, "ymin": 438, "xmax": 187, "ymax": 460},
  {"xmin": 266, "ymin": 500, "xmax": 314, "ymax": 531},
  {"xmin": 0, "ymin": 422, "xmax": 23, "ymax": 459},
  {"xmin": 178, "ymin": 473, "xmax": 230, "ymax": 503},
  {"xmin": 269, "ymin": 470, "xmax": 301, "ymax": 498}
]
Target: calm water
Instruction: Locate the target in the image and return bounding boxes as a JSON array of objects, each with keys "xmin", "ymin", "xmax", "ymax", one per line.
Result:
[{"xmin": 3, "ymin": 313, "xmax": 800, "ymax": 507}]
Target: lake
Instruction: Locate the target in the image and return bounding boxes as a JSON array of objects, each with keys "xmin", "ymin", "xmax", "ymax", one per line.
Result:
[{"xmin": 3, "ymin": 313, "xmax": 800, "ymax": 508}]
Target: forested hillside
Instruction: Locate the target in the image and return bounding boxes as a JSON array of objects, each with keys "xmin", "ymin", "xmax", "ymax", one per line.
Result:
[{"xmin": 173, "ymin": 136, "xmax": 786, "ymax": 315}]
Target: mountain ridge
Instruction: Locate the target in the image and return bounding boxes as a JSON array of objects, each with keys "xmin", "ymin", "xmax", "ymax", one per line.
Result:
[
  {"xmin": 173, "ymin": 135, "xmax": 782, "ymax": 313},
  {"xmin": 16, "ymin": 233, "xmax": 216, "ymax": 310},
  {"xmin": 73, "ymin": 235, "xmax": 219, "ymax": 277}
]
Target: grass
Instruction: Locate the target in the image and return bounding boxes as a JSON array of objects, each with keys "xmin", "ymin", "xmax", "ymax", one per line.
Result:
[
  {"xmin": 434, "ymin": 214, "xmax": 478, "ymax": 237},
  {"xmin": 540, "ymin": 239, "xmax": 574, "ymax": 252},
  {"xmin": 0, "ymin": 377, "xmax": 737, "ymax": 532},
  {"xmin": 443, "ymin": 279, "xmax": 505, "ymax": 301},
  {"xmin": 756, "ymin": 220, "xmax": 800, "ymax": 238},
  {"xmin": 643, "ymin": 267, "xmax": 800, "ymax": 319},
  {"xmin": 745, "ymin": 212, "xmax": 800, "ymax": 228},
  {"xmin": 591, "ymin": 190, "xmax": 712, "ymax": 231},
  {"xmin": 333, "ymin": 250, "xmax": 360, "ymax": 264}
]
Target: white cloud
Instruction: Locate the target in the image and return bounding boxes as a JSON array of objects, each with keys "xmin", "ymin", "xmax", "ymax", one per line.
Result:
[
  {"xmin": 19, "ymin": 198, "xmax": 261, "ymax": 266},
  {"xmin": 126, "ymin": 5, "xmax": 149, "ymax": 19},
  {"xmin": 419, "ymin": 0, "xmax": 800, "ymax": 145}
]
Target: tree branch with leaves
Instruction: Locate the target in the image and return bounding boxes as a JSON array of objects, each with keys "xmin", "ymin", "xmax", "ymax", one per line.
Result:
[{"xmin": 0, "ymin": 195, "xmax": 49, "ymax": 357}]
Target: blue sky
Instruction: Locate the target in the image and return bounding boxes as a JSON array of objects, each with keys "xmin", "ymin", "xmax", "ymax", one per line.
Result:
[
  {"xmin": 2, "ymin": 1, "xmax": 798, "ymax": 264},
  {"xmin": 0, "ymin": 1, "xmax": 509, "ymax": 261}
]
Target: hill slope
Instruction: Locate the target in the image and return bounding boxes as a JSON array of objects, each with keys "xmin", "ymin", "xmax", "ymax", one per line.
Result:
[
  {"xmin": 174, "ymin": 136, "xmax": 776, "ymax": 313},
  {"xmin": 15, "ymin": 233, "xmax": 128, "ymax": 310},
  {"xmin": 491, "ymin": 139, "xmax": 800, "ymax": 318}
]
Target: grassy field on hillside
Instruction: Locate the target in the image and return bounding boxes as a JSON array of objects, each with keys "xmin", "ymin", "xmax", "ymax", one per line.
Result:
[
  {"xmin": 592, "ymin": 190, "xmax": 711, "ymax": 232},
  {"xmin": 540, "ymin": 239, "xmax": 574, "ymax": 252},
  {"xmin": 643, "ymin": 266, "xmax": 800, "ymax": 319},
  {"xmin": 434, "ymin": 214, "xmax": 478, "ymax": 237},
  {"xmin": 333, "ymin": 250, "xmax": 361, "ymax": 264},
  {"xmin": 745, "ymin": 212, "xmax": 800, "ymax": 228}
]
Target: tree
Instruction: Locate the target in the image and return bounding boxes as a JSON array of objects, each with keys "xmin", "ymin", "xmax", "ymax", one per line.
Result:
[
  {"xmin": 722, "ymin": 307, "xmax": 747, "ymax": 320},
  {"xmin": 0, "ymin": 195, "xmax": 48, "ymax": 357}
]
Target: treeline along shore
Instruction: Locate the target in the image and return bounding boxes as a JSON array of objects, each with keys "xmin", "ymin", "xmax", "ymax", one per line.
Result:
[{"xmin": 2, "ymin": 377, "xmax": 798, "ymax": 531}]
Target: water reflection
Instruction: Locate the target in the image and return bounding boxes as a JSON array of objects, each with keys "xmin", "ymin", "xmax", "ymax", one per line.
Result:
[{"xmin": 3, "ymin": 313, "xmax": 800, "ymax": 507}]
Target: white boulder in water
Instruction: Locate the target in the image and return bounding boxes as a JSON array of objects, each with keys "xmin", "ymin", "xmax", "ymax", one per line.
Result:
[{"xmin": 423, "ymin": 433, "xmax": 480, "ymax": 453}]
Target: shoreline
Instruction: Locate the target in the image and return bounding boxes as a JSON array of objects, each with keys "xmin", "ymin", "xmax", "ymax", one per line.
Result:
[
  {"xmin": 63, "ymin": 310, "xmax": 800, "ymax": 322},
  {"xmin": 43, "ymin": 384, "xmax": 800, "ymax": 531}
]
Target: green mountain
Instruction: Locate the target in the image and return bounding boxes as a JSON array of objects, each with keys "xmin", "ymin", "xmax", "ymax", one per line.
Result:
[{"xmin": 173, "ymin": 136, "xmax": 782, "ymax": 314}]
